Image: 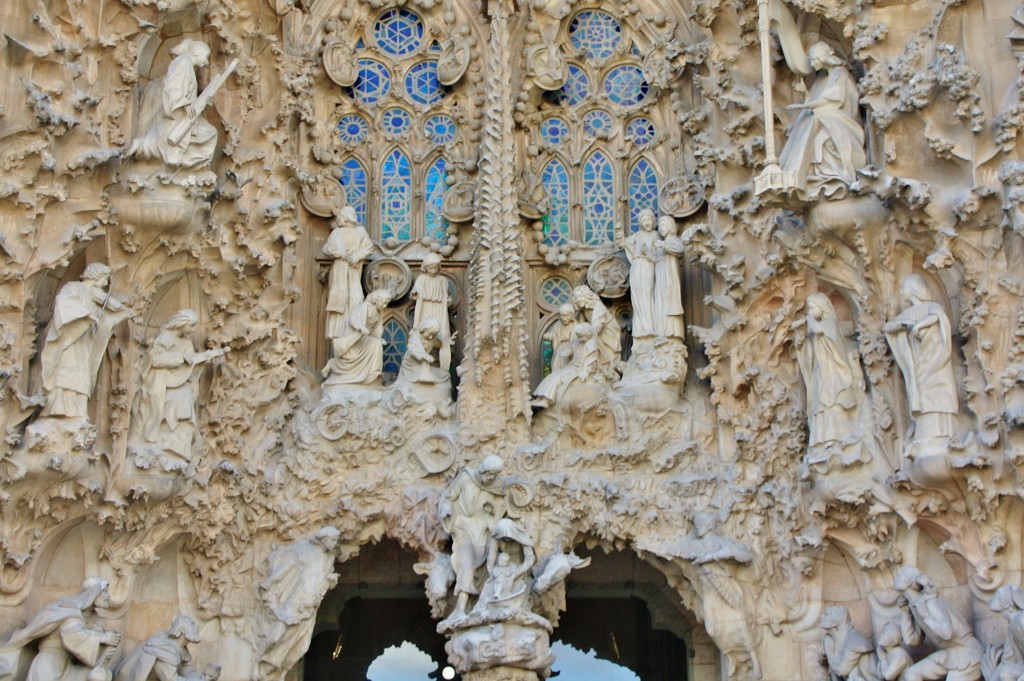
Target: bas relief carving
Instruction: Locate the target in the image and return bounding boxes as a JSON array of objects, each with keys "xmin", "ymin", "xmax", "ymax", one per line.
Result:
[{"xmin": 3, "ymin": 0, "xmax": 1024, "ymax": 679}]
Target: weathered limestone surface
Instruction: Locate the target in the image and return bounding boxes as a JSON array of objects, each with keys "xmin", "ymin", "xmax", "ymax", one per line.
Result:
[{"xmin": 0, "ymin": 0, "xmax": 1023, "ymax": 679}]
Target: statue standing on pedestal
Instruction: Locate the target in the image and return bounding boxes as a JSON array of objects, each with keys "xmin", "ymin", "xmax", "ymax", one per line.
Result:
[
  {"xmin": 322, "ymin": 206, "xmax": 374, "ymax": 355},
  {"xmin": 411, "ymin": 254, "xmax": 452, "ymax": 371},
  {"xmin": 653, "ymin": 215, "xmax": 685, "ymax": 339},
  {"xmin": 883, "ymin": 275, "xmax": 959, "ymax": 447},
  {"xmin": 41, "ymin": 263, "xmax": 130, "ymax": 419},
  {"xmin": 622, "ymin": 209, "xmax": 658, "ymax": 338}
]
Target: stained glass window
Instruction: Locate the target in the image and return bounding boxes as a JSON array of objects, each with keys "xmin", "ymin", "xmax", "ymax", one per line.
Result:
[
  {"xmin": 568, "ymin": 11, "xmax": 622, "ymax": 61},
  {"xmin": 583, "ymin": 151, "xmax": 615, "ymax": 245},
  {"xmin": 628, "ymin": 158, "xmax": 659, "ymax": 232},
  {"xmin": 425, "ymin": 157, "xmax": 449, "ymax": 242},
  {"xmin": 382, "ymin": 108, "xmax": 411, "ymax": 136},
  {"xmin": 339, "ymin": 157, "xmax": 368, "ymax": 226},
  {"xmin": 582, "ymin": 110, "xmax": 613, "ymax": 139},
  {"xmin": 626, "ymin": 117, "xmax": 656, "ymax": 146},
  {"xmin": 381, "ymin": 318, "xmax": 408, "ymax": 384},
  {"xmin": 338, "ymin": 114, "xmax": 369, "ymax": 144},
  {"xmin": 540, "ymin": 117, "xmax": 570, "ymax": 145},
  {"xmin": 541, "ymin": 159, "xmax": 570, "ymax": 246},
  {"xmin": 425, "ymin": 115, "xmax": 456, "ymax": 145},
  {"xmin": 603, "ymin": 65, "xmax": 649, "ymax": 107},
  {"xmin": 548, "ymin": 64, "xmax": 589, "ymax": 107},
  {"xmin": 540, "ymin": 276, "xmax": 573, "ymax": 309},
  {"xmin": 349, "ymin": 59, "xmax": 391, "ymax": 104},
  {"xmin": 381, "ymin": 149, "xmax": 412, "ymax": 242},
  {"xmin": 406, "ymin": 60, "xmax": 445, "ymax": 106},
  {"xmin": 374, "ymin": 9, "xmax": 424, "ymax": 57}
]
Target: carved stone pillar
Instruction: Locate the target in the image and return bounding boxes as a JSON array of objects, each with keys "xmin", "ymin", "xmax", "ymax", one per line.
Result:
[{"xmin": 456, "ymin": 0, "xmax": 531, "ymax": 438}]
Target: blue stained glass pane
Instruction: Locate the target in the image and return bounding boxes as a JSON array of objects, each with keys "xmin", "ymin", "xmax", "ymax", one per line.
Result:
[
  {"xmin": 547, "ymin": 64, "xmax": 589, "ymax": 107},
  {"xmin": 339, "ymin": 157, "xmax": 368, "ymax": 226},
  {"xmin": 381, "ymin": 149, "xmax": 412, "ymax": 242},
  {"xmin": 338, "ymin": 114, "xmax": 369, "ymax": 143},
  {"xmin": 382, "ymin": 318, "xmax": 408, "ymax": 383},
  {"xmin": 425, "ymin": 157, "xmax": 449, "ymax": 241},
  {"xmin": 382, "ymin": 108, "xmax": 411, "ymax": 136},
  {"xmin": 374, "ymin": 9, "xmax": 424, "ymax": 56},
  {"xmin": 406, "ymin": 60, "xmax": 445, "ymax": 106},
  {"xmin": 568, "ymin": 11, "xmax": 622, "ymax": 60},
  {"xmin": 627, "ymin": 117, "xmax": 656, "ymax": 146},
  {"xmin": 349, "ymin": 59, "xmax": 391, "ymax": 104},
  {"xmin": 582, "ymin": 110, "xmax": 613, "ymax": 138},
  {"xmin": 628, "ymin": 158, "xmax": 659, "ymax": 233},
  {"xmin": 541, "ymin": 159, "xmax": 570, "ymax": 246},
  {"xmin": 603, "ymin": 65, "xmax": 649, "ymax": 106},
  {"xmin": 425, "ymin": 115, "xmax": 456, "ymax": 145},
  {"xmin": 540, "ymin": 117, "xmax": 570, "ymax": 145},
  {"xmin": 583, "ymin": 151, "xmax": 615, "ymax": 245},
  {"xmin": 541, "ymin": 276, "xmax": 572, "ymax": 309}
]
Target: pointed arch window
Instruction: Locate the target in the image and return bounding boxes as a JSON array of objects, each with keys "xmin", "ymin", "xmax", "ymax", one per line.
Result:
[
  {"xmin": 380, "ymin": 149, "xmax": 412, "ymax": 243},
  {"xmin": 381, "ymin": 317, "xmax": 408, "ymax": 384},
  {"xmin": 425, "ymin": 156, "xmax": 449, "ymax": 242},
  {"xmin": 628, "ymin": 158, "xmax": 659, "ymax": 232},
  {"xmin": 583, "ymin": 151, "xmax": 615, "ymax": 245},
  {"xmin": 541, "ymin": 159, "xmax": 571, "ymax": 247},
  {"xmin": 340, "ymin": 157, "xmax": 368, "ymax": 226}
]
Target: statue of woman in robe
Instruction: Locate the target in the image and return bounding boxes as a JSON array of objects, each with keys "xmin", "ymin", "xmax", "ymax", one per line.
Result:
[
  {"xmin": 622, "ymin": 209, "xmax": 658, "ymax": 338},
  {"xmin": 883, "ymin": 275, "xmax": 959, "ymax": 444},
  {"xmin": 653, "ymin": 215, "xmax": 685, "ymax": 339},
  {"xmin": 778, "ymin": 42, "xmax": 866, "ymax": 201},
  {"xmin": 128, "ymin": 39, "xmax": 221, "ymax": 171}
]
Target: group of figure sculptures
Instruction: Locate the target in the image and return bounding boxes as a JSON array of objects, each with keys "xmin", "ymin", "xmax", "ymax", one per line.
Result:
[
  {"xmin": 816, "ymin": 565, "xmax": 1024, "ymax": 681},
  {"xmin": 0, "ymin": 578, "xmax": 220, "ymax": 681}
]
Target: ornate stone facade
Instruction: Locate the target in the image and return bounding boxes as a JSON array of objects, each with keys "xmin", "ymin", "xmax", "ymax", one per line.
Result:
[{"xmin": 0, "ymin": 0, "xmax": 1021, "ymax": 679}]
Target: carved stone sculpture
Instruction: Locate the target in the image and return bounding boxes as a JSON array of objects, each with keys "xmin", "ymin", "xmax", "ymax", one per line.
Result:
[
  {"xmin": 653, "ymin": 215, "xmax": 685, "ymax": 339},
  {"xmin": 322, "ymin": 289, "xmax": 392, "ymax": 385},
  {"xmin": 794, "ymin": 293, "xmax": 868, "ymax": 467},
  {"xmin": 984, "ymin": 585, "xmax": 1024, "ymax": 681},
  {"xmin": 473, "ymin": 519, "xmax": 536, "ymax": 616},
  {"xmin": 438, "ymin": 455, "xmax": 507, "ymax": 618},
  {"xmin": 322, "ymin": 206, "xmax": 374, "ymax": 354},
  {"xmin": 884, "ymin": 275, "xmax": 959, "ymax": 449},
  {"xmin": 819, "ymin": 605, "xmax": 879, "ymax": 681},
  {"xmin": 893, "ymin": 566, "xmax": 982, "ymax": 681},
  {"xmin": 411, "ymin": 254, "xmax": 452, "ymax": 371},
  {"xmin": 128, "ymin": 40, "xmax": 233, "ymax": 171},
  {"xmin": 543, "ymin": 304, "xmax": 576, "ymax": 374},
  {"xmin": 622, "ymin": 209, "xmax": 659, "ymax": 339},
  {"xmin": 777, "ymin": 42, "xmax": 866, "ymax": 202},
  {"xmin": 571, "ymin": 285, "xmax": 620, "ymax": 382},
  {"xmin": 394, "ymin": 318, "xmax": 456, "ymax": 394},
  {"xmin": 114, "ymin": 615, "xmax": 200, "ymax": 681},
  {"xmin": 40, "ymin": 263, "xmax": 130, "ymax": 419},
  {"xmin": 531, "ymin": 322, "xmax": 601, "ymax": 409},
  {"xmin": 0, "ymin": 577, "xmax": 121, "ymax": 681},
  {"xmin": 130, "ymin": 310, "xmax": 227, "ymax": 473},
  {"xmin": 257, "ymin": 527, "xmax": 340, "ymax": 681},
  {"xmin": 875, "ymin": 622, "xmax": 912, "ymax": 681}
]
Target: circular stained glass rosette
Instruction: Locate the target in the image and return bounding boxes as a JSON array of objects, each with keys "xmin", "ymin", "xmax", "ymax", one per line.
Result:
[
  {"xmin": 603, "ymin": 65, "xmax": 649, "ymax": 107},
  {"xmin": 374, "ymin": 9, "xmax": 424, "ymax": 57},
  {"xmin": 548, "ymin": 64, "xmax": 589, "ymax": 107},
  {"xmin": 406, "ymin": 61, "xmax": 445, "ymax": 106},
  {"xmin": 626, "ymin": 117, "xmax": 656, "ymax": 146},
  {"xmin": 338, "ymin": 114, "xmax": 369, "ymax": 143},
  {"xmin": 382, "ymin": 108, "xmax": 412, "ymax": 136},
  {"xmin": 540, "ymin": 276, "xmax": 573, "ymax": 310},
  {"xmin": 583, "ymin": 110, "xmax": 613, "ymax": 138},
  {"xmin": 540, "ymin": 117, "xmax": 570, "ymax": 145},
  {"xmin": 350, "ymin": 59, "xmax": 391, "ymax": 104},
  {"xmin": 568, "ymin": 10, "xmax": 622, "ymax": 61},
  {"xmin": 425, "ymin": 115, "xmax": 457, "ymax": 145}
]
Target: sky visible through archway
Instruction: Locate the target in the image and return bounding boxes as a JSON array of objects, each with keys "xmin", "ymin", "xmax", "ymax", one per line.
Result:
[{"xmin": 365, "ymin": 641, "xmax": 641, "ymax": 681}]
